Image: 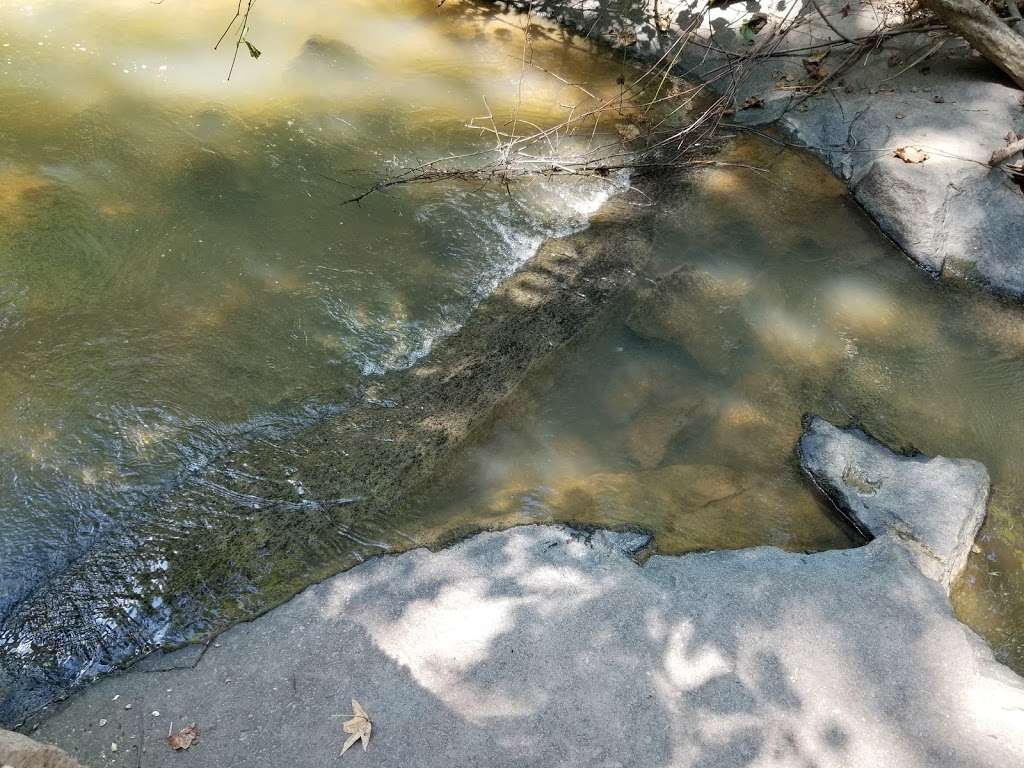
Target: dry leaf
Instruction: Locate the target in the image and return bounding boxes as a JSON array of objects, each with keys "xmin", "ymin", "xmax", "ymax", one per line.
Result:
[
  {"xmin": 802, "ymin": 49, "xmax": 829, "ymax": 80},
  {"xmin": 611, "ymin": 27, "xmax": 637, "ymax": 48},
  {"xmin": 740, "ymin": 95, "xmax": 765, "ymax": 110},
  {"xmin": 341, "ymin": 699, "xmax": 372, "ymax": 756},
  {"xmin": 167, "ymin": 723, "xmax": 199, "ymax": 751},
  {"xmin": 894, "ymin": 146, "xmax": 928, "ymax": 163}
]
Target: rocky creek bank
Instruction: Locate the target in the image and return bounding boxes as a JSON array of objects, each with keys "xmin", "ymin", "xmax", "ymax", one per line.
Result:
[
  {"xmin": 7, "ymin": 415, "xmax": 1023, "ymax": 767},
  {"xmin": 500, "ymin": 0, "xmax": 1024, "ymax": 298}
]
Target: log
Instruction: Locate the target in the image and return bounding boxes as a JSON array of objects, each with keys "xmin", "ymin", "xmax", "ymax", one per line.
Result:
[
  {"xmin": 990, "ymin": 136, "xmax": 1024, "ymax": 166},
  {"xmin": 918, "ymin": 0, "xmax": 1024, "ymax": 88}
]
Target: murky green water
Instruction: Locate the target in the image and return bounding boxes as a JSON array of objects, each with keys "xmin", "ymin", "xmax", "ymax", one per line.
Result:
[
  {"xmin": 2, "ymin": 0, "xmax": 1024, "ymax": 725},
  {"xmin": 0, "ymin": 0, "xmax": 645, "ymax": 719},
  {"xmin": 0, "ymin": 0, "xmax": 630, "ymax": 614}
]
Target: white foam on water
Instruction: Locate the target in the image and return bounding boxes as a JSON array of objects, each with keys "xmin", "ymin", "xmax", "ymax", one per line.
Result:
[{"xmin": 347, "ymin": 169, "xmax": 632, "ymax": 376}]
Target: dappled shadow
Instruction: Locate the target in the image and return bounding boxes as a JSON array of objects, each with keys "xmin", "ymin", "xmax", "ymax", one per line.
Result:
[
  {"xmin": 478, "ymin": 0, "xmax": 1024, "ymax": 296},
  {"xmin": 32, "ymin": 525, "xmax": 1024, "ymax": 767}
]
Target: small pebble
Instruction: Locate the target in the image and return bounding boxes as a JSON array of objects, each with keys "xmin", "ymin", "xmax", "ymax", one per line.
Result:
[
  {"xmin": 98, "ymin": 719, "xmax": 107, "ymax": 727},
  {"xmin": 124, "ymin": 704, "xmax": 132, "ymax": 710},
  {"xmin": 112, "ymin": 695, "xmax": 120, "ymax": 701},
  {"xmin": 111, "ymin": 743, "xmax": 118, "ymax": 753},
  {"xmin": 152, "ymin": 711, "xmax": 160, "ymax": 717}
]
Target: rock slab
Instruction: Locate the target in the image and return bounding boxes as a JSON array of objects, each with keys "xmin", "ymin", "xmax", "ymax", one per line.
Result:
[
  {"xmin": 798, "ymin": 415, "xmax": 990, "ymax": 590},
  {"xmin": 29, "ymin": 523, "xmax": 1024, "ymax": 766}
]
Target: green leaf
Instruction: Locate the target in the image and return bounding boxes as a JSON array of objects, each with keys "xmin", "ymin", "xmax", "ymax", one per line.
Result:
[{"xmin": 739, "ymin": 13, "xmax": 768, "ymax": 44}]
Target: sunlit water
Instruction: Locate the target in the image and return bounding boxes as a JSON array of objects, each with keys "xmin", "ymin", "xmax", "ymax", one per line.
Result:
[
  {"xmin": 0, "ymin": 0, "xmax": 641, "ymax": 717},
  {"xmin": 2, "ymin": 0, "xmax": 1024, "ymax": 724}
]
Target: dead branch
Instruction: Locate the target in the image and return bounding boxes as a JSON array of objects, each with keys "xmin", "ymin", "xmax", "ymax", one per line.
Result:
[
  {"xmin": 990, "ymin": 132, "xmax": 1024, "ymax": 166},
  {"xmin": 917, "ymin": 0, "xmax": 1024, "ymax": 88}
]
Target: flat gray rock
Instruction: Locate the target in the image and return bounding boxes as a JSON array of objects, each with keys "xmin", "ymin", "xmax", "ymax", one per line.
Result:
[
  {"xmin": 30, "ymin": 521, "xmax": 1024, "ymax": 768},
  {"xmin": 798, "ymin": 415, "xmax": 990, "ymax": 590}
]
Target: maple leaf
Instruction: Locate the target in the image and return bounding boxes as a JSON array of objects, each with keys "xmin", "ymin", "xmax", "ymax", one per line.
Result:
[
  {"xmin": 167, "ymin": 723, "xmax": 199, "ymax": 751},
  {"xmin": 341, "ymin": 699, "xmax": 372, "ymax": 756},
  {"xmin": 894, "ymin": 146, "xmax": 928, "ymax": 164}
]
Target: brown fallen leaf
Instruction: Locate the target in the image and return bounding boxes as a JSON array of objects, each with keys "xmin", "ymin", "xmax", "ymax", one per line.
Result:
[
  {"xmin": 167, "ymin": 723, "xmax": 199, "ymax": 751},
  {"xmin": 894, "ymin": 146, "xmax": 928, "ymax": 163},
  {"xmin": 341, "ymin": 699, "xmax": 372, "ymax": 755},
  {"xmin": 802, "ymin": 49, "xmax": 829, "ymax": 80},
  {"xmin": 740, "ymin": 95, "xmax": 765, "ymax": 110},
  {"xmin": 611, "ymin": 26, "xmax": 637, "ymax": 48}
]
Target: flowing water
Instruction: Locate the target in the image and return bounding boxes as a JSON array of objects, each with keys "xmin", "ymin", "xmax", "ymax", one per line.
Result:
[
  {"xmin": 1, "ymin": 0, "xmax": 1023, "ymax": 725},
  {"xmin": 0, "ymin": 0, "xmax": 638, "ymax": 718}
]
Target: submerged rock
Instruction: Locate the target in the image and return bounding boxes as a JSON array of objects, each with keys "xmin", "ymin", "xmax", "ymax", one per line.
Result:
[
  {"xmin": 745, "ymin": 305, "xmax": 848, "ymax": 374},
  {"xmin": 548, "ymin": 463, "xmax": 745, "ymax": 520},
  {"xmin": 289, "ymin": 35, "xmax": 368, "ymax": 76},
  {"xmin": 0, "ymin": 728, "xmax": 82, "ymax": 768},
  {"xmin": 623, "ymin": 391, "xmax": 717, "ymax": 469},
  {"xmin": 798, "ymin": 415, "xmax": 989, "ymax": 591},
  {"xmin": 626, "ymin": 265, "xmax": 750, "ymax": 374}
]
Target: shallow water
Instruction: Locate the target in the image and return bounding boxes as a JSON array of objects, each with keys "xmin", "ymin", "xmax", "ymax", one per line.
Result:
[
  {"xmin": 0, "ymin": 0, "xmax": 648, "ymax": 718},
  {"xmin": 412, "ymin": 137, "xmax": 1024, "ymax": 669},
  {"xmin": 2, "ymin": 0, "xmax": 1024, "ymax": 725},
  {"xmin": 0, "ymin": 0, "xmax": 632, "ymax": 617}
]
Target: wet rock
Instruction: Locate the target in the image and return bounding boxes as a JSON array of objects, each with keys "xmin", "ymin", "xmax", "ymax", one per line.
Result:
[
  {"xmin": 0, "ymin": 728, "xmax": 82, "ymax": 768},
  {"xmin": 548, "ymin": 463, "xmax": 745, "ymax": 521},
  {"xmin": 798, "ymin": 415, "xmax": 989, "ymax": 590},
  {"xmin": 289, "ymin": 35, "xmax": 367, "ymax": 76},
  {"xmin": 626, "ymin": 265, "xmax": 750, "ymax": 374},
  {"xmin": 582, "ymin": 528, "xmax": 653, "ymax": 558},
  {"xmin": 624, "ymin": 391, "xmax": 717, "ymax": 469}
]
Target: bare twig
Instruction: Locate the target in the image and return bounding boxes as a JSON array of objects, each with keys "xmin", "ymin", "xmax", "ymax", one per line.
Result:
[{"xmin": 990, "ymin": 132, "xmax": 1024, "ymax": 166}]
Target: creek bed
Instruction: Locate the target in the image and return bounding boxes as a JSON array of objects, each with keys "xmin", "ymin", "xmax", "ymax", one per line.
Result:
[{"xmin": 1, "ymin": 0, "xmax": 1023, "ymax": 727}]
